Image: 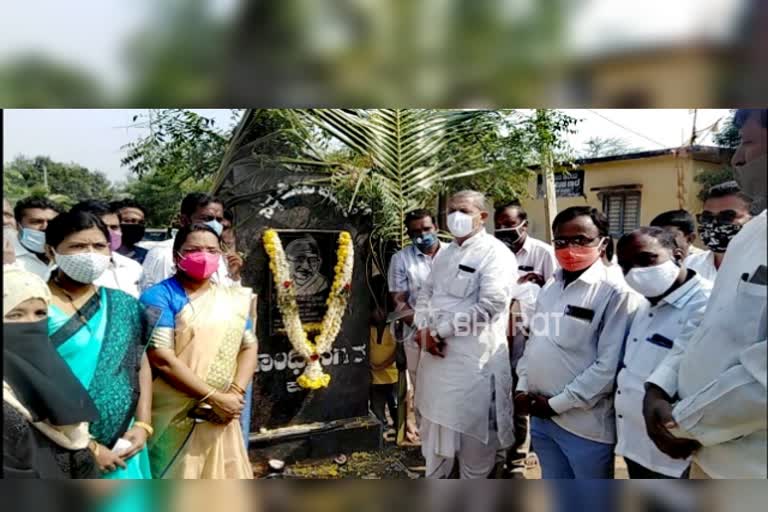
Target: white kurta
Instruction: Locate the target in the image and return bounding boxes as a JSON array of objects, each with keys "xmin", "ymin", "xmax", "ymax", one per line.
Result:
[
  {"xmin": 648, "ymin": 210, "xmax": 767, "ymax": 478},
  {"xmin": 415, "ymin": 229, "xmax": 517, "ymax": 448}
]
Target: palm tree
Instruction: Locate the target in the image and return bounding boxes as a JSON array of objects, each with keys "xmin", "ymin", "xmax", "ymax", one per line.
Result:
[{"xmin": 286, "ymin": 109, "xmax": 496, "ymax": 274}]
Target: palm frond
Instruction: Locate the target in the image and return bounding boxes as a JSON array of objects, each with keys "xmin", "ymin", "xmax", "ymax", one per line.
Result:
[{"xmin": 300, "ymin": 109, "xmax": 495, "ymax": 254}]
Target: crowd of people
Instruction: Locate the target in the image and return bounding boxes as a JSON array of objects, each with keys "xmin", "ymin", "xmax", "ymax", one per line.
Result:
[
  {"xmin": 382, "ymin": 108, "xmax": 766, "ymax": 480},
  {"xmin": 2, "ymin": 108, "xmax": 765, "ymax": 480},
  {"xmin": 3, "ymin": 193, "xmax": 256, "ymax": 479}
]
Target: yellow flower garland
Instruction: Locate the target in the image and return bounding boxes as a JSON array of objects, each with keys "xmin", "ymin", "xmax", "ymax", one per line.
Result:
[{"xmin": 263, "ymin": 229, "xmax": 354, "ymax": 389}]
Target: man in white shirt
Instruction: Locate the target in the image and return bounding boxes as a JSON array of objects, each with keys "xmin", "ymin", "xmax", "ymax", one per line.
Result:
[
  {"xmin": 684, "ymin": 182, "xmax": 754, "ymax": 283},
  {"xmin": 494, "ymin": 201, "xmax": 557, "ymax": 474},
  {"xmin": 70, "ymin": 200, "xmax": 143, "ymax": 298},
  {"xmin": 516, "ymin": 206, "xmax": 642, "ymax": 479},
  {"xmin": 644, "ymin": 108, "xmax": 767, "ymax": 479},
  {"xmin": 414, "ymin": 190, "xmax": 516, "ymax": 479},
  {"xmin": 139, "ymin": 193, "xmax": 243, "ymax": 292},
  {"xmin": 12, "ymin": 196, "xmax": 63, "ymax": 280},
  {"xmin": 388, "ymin": 208, "xmax": 447, "ymax": 442},
  {"xmin": 615, "ymin": 227, "xmax": 712, "ymax": 479},
  {"xmin": 651, "ymin": 209, "xmax": 704, "ymax": 260}
]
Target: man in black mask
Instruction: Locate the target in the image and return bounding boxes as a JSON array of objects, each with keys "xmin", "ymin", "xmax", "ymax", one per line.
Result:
[
  {"xmin": 112, "ymin": 199, "xmax": 149, "ymax": 264},
  {"xmin": 493, "ymin": 202, "xmax": 557, "ymax": 477},
  {"xmin": 643, "ymin": 108, "xmax": 767, "ymax": 479},
  {"xmin": 686, "ymin": 182, "xmax": 753, "ymax": 282},
  {"xmin": 494, "ymin": 202, "xmax": 557, "ymax": 287}
]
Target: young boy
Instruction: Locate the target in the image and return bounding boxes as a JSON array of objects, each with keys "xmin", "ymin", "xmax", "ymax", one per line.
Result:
[{"xmin": 369, "ymin": 292, "xmax": 399, "ymax": 437}]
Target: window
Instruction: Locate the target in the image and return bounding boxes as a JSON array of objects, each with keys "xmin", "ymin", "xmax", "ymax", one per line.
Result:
[{"xmin": 602, "ymin": 191, "xmax": 641, "ymax": 237}]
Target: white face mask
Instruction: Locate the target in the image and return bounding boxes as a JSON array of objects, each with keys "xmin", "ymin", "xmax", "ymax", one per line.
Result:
[
  {"xmin": 624, "ymin": 259, "xmax": 681, "ymax": 298},
  {"xmin": 447, "ymin": 211, "xmax": 476, "ymax": 238},
  {"xmin": 54, "ymin": 251, "xmax": 111, "ymax": 284}
]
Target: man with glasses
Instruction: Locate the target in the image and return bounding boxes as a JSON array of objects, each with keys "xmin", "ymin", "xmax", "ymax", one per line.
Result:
[
  {"xmin": 140, "ymin": 193, "xmax": 243, "ymax": 291},
  {"xmin": 685, "ymin": 182, "xmax": 753, "ymax": 282},
  {"xmin": 515, "ymin": 206, "xmax": 642, "ymax": 479},
  {"xmin": 644, "ymin": 108, "xmax": 767, "ymax": 479}
]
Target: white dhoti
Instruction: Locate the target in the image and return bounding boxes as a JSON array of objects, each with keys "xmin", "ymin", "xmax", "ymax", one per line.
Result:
[{"xmin": 421, "ymin": 418, "xmax": 500, "ymax": 479}]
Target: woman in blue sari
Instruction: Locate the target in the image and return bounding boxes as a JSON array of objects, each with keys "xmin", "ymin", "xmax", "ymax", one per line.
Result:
[{"xmin": 43, "ymin": 210, "xmax": 157, "ymax": 479}]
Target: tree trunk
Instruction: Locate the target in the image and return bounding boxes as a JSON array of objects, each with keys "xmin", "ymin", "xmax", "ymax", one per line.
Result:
[{"xmin": 542, "ymin": 148, "xmax": 557, "ymax": 243}]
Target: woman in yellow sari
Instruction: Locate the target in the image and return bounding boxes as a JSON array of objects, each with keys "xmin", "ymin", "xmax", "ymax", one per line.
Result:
[{"xmin": 140, "ymin": 224, "xmax": 258, "ymax": 479}]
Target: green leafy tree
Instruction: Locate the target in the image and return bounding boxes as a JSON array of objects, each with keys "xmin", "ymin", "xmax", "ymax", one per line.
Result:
[
  {"xmin": 295, "ymin": 110, "xmax": 495, "ymax": 249},
  {"xmin": 446, "ymin": 110, "xmax": 579, "ymax": 207},
  {"xmin": 3, "ymin": 156, "xmax": 113, "ymax": 206},
  {"xmin": 120, "ymin": 109, "xmax": 237, "ymax": 226},
  {"xmin": 695, "ymin": 111, "xmax": 738, "ymax": 200},
  {"xmin": 713, "ymin": 110, "xmax": 741, "ymax": 149}
]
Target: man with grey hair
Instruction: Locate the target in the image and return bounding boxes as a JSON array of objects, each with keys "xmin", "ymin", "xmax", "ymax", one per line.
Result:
[{"xmin": 414, "ymin": 190, "xmax": 517, "ymax": 478}]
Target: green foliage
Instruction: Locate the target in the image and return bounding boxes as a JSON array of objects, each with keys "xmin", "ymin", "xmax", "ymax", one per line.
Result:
[
  {"xmin": 695, "ymin": 111, "xmax": 738, "ymax": 200},
  {"xmin": 277, "ymin": 109, "xmax": 576, "ymax": 275},
  {"xmin": 124, "ymin": 0, "xmax": 226, "ymax": 106},
  {"xmin": 713, "ymin": 110, "xmax": 740, "ymax": 149},
  {"xmin": 3, "ymin": 156, "xmax": 113, "ymax": 207},
  {"xmin": 695, "ymin": 167, "xmax": 736, "ymax": 201},
  {"xmin": 120, "ymin": 109, "xmax": 235, "ymax": 226},
  {"xmin": 0, "ymin": 55, "xmax": 105, "ymax": 107},
  {"xmin": 446, "ymin": 110, "xmax": 579, "ymax": 205},
  {"xmin": 295, "ymin": 110, "xmax": 497, "ymax": 255}
]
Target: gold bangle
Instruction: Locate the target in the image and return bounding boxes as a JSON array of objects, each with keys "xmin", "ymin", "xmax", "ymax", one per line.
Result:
[
  {"xmin": 133, "ymin": 421, "xmax": 154, "ymax": 438},
  {"xmin": 230, "ymin": 383, "xmax": 246, "ymax": 396},
  {"xmin": 200, "ymin": 388, "xmax": 216, "ymax": 403}
]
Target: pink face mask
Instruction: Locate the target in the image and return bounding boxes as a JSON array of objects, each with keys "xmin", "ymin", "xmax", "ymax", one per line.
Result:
[
  {"xmin": 177, "ymin": 251, "xmax": 219, "ymax": 280},
  {"xmin": 109, "ymin": 230, "xmax": 123, "ymax": 252}
]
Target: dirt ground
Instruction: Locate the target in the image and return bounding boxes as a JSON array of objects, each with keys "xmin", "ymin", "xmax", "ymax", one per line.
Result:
[{"xmin": 254, "ymin": 430, "xmax": 629, "ymax": 479}]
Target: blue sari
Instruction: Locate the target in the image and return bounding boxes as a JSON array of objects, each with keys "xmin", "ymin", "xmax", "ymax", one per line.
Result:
[{"xmin": 48, "ymin": 287, "xmax": 159, "ymax": 480}]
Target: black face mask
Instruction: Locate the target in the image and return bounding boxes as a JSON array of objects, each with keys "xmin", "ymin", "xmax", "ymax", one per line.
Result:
[
  {"xmin": 495, "ymin": 223, "xmax": 526, "ymax": 250},
  {"xmin": 120, "ymin": 223, "xmax": 146, "ymax": 247},
  {"xmin": 698, "ymin": 221, "xmax": 743, "ymax": 253},
  {"xmin": 3, "ymin": 320, "xmax": 98, "ymax": 425}
]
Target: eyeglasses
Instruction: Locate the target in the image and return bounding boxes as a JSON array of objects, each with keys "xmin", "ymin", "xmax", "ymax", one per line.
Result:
[
  {"xmin": 696, "ymin": 210, "xmax": 741, "ymax": 225},
  {"xmin": 552, "ymin": 236, "xmax": 602, "ymax": 249}
]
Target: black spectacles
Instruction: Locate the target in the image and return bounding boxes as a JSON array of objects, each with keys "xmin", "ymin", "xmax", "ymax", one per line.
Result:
[
  {"xmin": 553, "ymin": 236, "xmax": 602, "ymax": 249},
  {"xmin": 696, "ymin": 210, "xmax": 740, "ymax": 225}
]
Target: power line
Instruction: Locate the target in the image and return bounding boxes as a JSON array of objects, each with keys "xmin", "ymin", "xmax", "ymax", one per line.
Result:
[{"xmin": 586, "ymin": 110, "xmax": 669, "ymax": 148}]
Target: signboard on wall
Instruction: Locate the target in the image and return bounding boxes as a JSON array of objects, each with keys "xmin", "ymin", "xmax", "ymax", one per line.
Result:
[{"xmin": 537, "ymin": 170, "xmax": 585, "ymax": 198}]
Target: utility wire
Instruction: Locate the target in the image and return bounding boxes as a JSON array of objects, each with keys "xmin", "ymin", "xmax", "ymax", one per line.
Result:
[{"xmin": 586, "ymin": 110, "xmax": 669, "ymax": 148}]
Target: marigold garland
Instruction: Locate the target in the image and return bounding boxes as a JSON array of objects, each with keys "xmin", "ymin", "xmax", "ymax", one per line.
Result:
[{"xmin": 263, "ymin": 229, "xmax": 354, "ymax": 389}]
